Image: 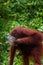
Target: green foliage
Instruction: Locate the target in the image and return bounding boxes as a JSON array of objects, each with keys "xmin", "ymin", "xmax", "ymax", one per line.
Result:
[{"xmin": 0, "ymin": 0, "xmax": 43, "ymax": 65}]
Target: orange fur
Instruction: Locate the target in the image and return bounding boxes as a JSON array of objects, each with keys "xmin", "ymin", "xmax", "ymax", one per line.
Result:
[{"xmin": 9, "ymin": 26, "xmax": 43, "ymax": 65}]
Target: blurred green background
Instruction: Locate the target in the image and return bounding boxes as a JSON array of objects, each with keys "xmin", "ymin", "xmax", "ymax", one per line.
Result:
[{"xmin": 0, "ymin": 0, "xmax": 43, "ymax": 65}]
